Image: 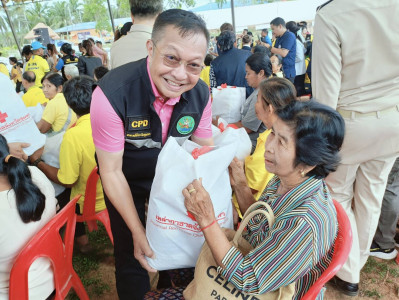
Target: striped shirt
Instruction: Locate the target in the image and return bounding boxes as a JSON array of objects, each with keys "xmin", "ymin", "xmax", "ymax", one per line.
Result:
[{"xmin": 217, "ymin": 175, "xmax": 337, "ymax": 299}]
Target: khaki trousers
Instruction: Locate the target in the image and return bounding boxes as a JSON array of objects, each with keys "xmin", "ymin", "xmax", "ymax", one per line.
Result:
[{"xmin": 326, "ymin": 109, "xmax": 399, "ymax": 284}]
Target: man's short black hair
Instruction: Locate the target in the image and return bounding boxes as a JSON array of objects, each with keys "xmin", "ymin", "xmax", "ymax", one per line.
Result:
[
  {"xmin": 22, "ymin": 71, "xmax": 36, "ymax": 83},
  {"xmin": 152, "ymin": 9, "xmax": 210, "ymax": 45},
  {"xmin": 129, "ymin": 0, "xmax": 163, "ymax": 18},
  {"xmin": 217, "ymin": 30, "xmax": 236, "ymax": 53},
  {"xmin": 94, "ymin": 66, "xmax": 109, "ymax": 81},
  {"xmin": 63, "ymin": 76, "xmax": 94, "ymax": 116},
  {"xmin": 276, "ymin": 100, "xmax": 345, "ymax": 179},
  {"xmin": 261, "ymin": 28, "xmax": 268, "ymax": 34},
  {"xmin": 270, "ymin": 17, "xmax": 286, "ymax": 28},
  {"xmin": 247, "ymin": 31, "xmax": 253, "ymax": 36},
  {"xmin": 9, "ymin": 57, "xmax": 17, "ymax": 64},
  {"xmin": 204, "ymin": 54, "xmax": 213, "ymax": 66},
  {"xmin": 96, "ymin": 40, "xmax": 102, "ymax": 45},
  {"xmin": 22, "ymin": 45, "xmax": 32, "ymax": 56}
]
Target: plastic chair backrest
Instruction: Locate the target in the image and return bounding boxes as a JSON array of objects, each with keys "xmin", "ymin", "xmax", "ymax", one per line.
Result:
[
  {"xmin": 82, "ymin": 166, "xmax": 100, "ymax": 218},
  {"xmin": 9, "ymin": 195, "xmax": 89, "ymax": 300},
  {"xmin": 301, "ymin": 199, "xmax": 353, "ymax": 300}
]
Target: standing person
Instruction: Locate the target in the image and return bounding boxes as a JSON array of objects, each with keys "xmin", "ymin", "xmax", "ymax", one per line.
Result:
[
  {"xmin": 55, "ymin": 43, "xmax": 79, "ymax": 81},
  {"xmin": 312, "ymin": 0, "xmax": 399, "ymax": 296},
  {"xmin": 370, "ymin": 157, "xmax": 399, "ymax": 259},
  {"xmin": 46, "ymin": 44, "xmax": 60, "ymax": 72},
  {"xmin": 209, "ymin": 30, "xmax": 252, "ymax": 97},
  {"xmin": 257, "ymin": 28, "xmax": 272, "ymax": 47},
  {"xmin": 286, "ymin": 21, "xmax": 306, "ymax": 96},
  {"xmin": 90, "ymin": 9, "xmax": 213, "ymax": 299},
  {"xmin": 77, "ymin": 40, "xmax": 102, "ymax": 78},
  {"xmin": 9, "ymin": 57, "xmax": 22, "ymax": 93},
  {"xmin": 110, "ymin": 0, "xmax": 163, "ymax": 69},
  {"xmin": 25, "ymin": 41, "xmax": 50, "ymax": 87},
  {"xmin": 263, "ymin": 17, "xmax": 296, "ymax": 83},
  {"xmin": 88, "ymin": 38, "xmax": 108, "ymax": 67},
  {"xmin": 241, "ymin": 34, "xmax": 252, "ymax": 51}
]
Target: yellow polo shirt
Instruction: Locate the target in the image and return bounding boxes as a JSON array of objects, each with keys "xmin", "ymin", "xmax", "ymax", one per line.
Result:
[
  {"xmin": 25, "ymin": 55, "xmax": 50, "ymax": 87},
  {"xmin": 57, "ymin": 114, "xmax": 105, "ymax": 214},
  {"xmin": 41, "ymin": 93, "xmax": 77, "ymax": 132},
  {"xmin": 11, "ymin": 66, "xmax": 22, "ymax": 83},
  {"xmin": 233, "ymin": 129, "xmax": 275, "ymax": 218},
  {"xmin": 199, "ymin": 66, "xmax": 211, "ymax": 87},
  {"xmin": 22, "ymin": 85, "xmax": 49, "ymax": 107}
]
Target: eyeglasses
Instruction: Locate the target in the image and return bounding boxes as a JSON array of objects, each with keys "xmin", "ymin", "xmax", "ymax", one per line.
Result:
[{"xmin": 152, "ymin": 40, "xmax": 204, "ymax": 75}]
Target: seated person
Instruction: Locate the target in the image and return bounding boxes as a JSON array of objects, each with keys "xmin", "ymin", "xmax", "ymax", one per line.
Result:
[
  {"xmin": 29, "ymin": 76, "xmax": 106, "ymax": 251},
  {"xmin": 21, "ymin": 71, "xmax": 48, "ymax": 107},
  {"xmin": 241, "ymin": 77, "xmax": 298, "ymax": 204},
  {"xmin": 183, "ymin": 100, "xmax": 345, "ymax": 299},
  {"xmin": 93, "ymin": 66, "xmax": 109, "ymax": 81},
  {"xmin": 36, "ymin": 73, "xmax": 77, "ymax": 134},
  {"xmin": 0, "ymin": 134, "xmax": 57, "ymax": 300},
  {"xmin": 63, "ymin": 64, "xmax": 79, "ymax": 81},
  {"xmin": 271, "ymin": 54, "xmax": 284, "ymax": 78}
]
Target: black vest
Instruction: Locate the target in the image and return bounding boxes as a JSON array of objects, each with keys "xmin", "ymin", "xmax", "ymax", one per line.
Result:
[{"xmin": 98, "ymin": 58, "xmax": 209, "ymax": 194}]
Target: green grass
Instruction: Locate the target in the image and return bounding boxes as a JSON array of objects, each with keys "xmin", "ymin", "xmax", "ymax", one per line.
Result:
[
  {"xmin": 362, "ymin": 288, "xmax": 382, "ymax": 298},
  {"xmin": 67, "ymin": 222, "xmax": 113, "ymax": 299}
]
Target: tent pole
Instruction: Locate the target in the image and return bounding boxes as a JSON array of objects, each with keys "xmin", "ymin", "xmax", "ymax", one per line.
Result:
[
  {"xmin": 106, "ymin": 0, "xmax": 116, "ymax": 34},
  {"xmin": 1, "ymin": 0, "xmax": 22, "ymax": 57},
  {"xmin": 231, "ymin": 0, "xmax": 236, "ymax": 33}
]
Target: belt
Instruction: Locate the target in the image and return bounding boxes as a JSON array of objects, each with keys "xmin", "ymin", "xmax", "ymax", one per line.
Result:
[{"xmin": 337, "ymin": 105, "xmax": 399, "ymax": 119}]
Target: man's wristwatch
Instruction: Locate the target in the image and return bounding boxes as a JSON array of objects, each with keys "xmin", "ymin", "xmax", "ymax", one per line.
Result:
[{"xmin": 31, "ymin": 157, "xmax": 44, "ymax": 167}]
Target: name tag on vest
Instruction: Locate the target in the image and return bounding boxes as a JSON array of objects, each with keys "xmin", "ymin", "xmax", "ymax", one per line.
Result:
[{"xmin": 126, "ymin": 115, "xmax": 151, "ymax": 140}]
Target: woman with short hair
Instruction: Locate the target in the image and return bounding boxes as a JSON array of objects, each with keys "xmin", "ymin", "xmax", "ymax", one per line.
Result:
[{"xmin": 183, "ymin": 100, "xmax": 345, "ymax": 299}]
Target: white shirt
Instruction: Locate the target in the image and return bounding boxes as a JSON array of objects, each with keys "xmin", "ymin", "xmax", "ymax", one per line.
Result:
[{"xmin": 0, "ymin": 167, "xmax": 57, "ymax": 300}]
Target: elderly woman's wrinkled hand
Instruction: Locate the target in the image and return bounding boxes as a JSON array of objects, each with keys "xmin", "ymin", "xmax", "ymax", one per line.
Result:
[
  {"xmin": 183, "ymin": 179, "xmax": 215, "ymax": 228},
  {"xmin": 229, "ymin": 157, "xmax": 247, "ymax": 188}
]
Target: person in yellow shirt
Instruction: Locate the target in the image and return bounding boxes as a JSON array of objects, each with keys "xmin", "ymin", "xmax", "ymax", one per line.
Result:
[
  {"xmin": 21, "ymin": 71, "xmax": 49, "ymax": 107},
  {"xmin": 29, "ymin": 76, "xmax": 105, "ymax": 252},
  {"xmin": 36, "ymin": 73, "xmax": 77, "ymax": 133},
  {"xmin": 199, "ymin": 54, "xmax": 213, "ymax": 87},
  {"xmin": 9, "ymin": 57, "xmax": 22, "ymax": 92},
  {"xmin": 231, "ymin": 77, "xmax": 298, "ymax": 218},
  {"xmin": 25, "ymin": 41, "xmax": 50, "ymax": 87}
]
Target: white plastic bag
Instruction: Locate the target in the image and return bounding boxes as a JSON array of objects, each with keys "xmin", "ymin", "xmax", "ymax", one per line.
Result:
[
  {"xmin": 146, "ymin": 129, "xmax": 251, "ymax": 270},
  {"xmin": 212, "ymin": 85, "xmax": 246, "ymax": 123},
  {"xmin": 0, "ymin": 73, "xmax": 45, "ymax": 155}
]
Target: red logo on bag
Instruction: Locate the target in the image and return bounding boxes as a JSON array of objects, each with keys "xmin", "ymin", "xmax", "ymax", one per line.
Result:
[{"xmin": 0, "ymin": 111, "xmax": 8, "ymax": 123}]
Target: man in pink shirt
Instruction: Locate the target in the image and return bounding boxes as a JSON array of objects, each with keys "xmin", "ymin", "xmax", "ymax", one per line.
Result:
[{"xmin": 90, "ymin": 9, "xmax": 213, "ymax": 299}]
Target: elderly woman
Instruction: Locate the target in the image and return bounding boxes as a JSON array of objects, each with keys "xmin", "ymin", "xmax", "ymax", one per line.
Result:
[{"xmin": 183, "ymin": 100, "xmax": 345, "ymax": 299}]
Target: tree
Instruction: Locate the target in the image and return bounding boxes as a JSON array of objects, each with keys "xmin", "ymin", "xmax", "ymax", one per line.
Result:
[
  {"xmin": 82, "ymin": 0, "xmax": 111, "ymax": 34},
  {"xmin": 48, "ymin": 1, "xmax": 70, "ymax": 29},
  {"xmin": 112, "ymin": 0, "xmax": 130, "ymax": 19},
  {"xmin": 26, "ymin": 2, "xmax": 50, "ymax": 28},
  {"xmin": 166, "ymin": 0, "xmax": 196, "ymax": 9}
]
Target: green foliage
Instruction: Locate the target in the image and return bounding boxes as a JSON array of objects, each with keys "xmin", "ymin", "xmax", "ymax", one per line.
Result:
[
  {"xmin": 82, "ymin": 0, "xmax": 111, "ymax": 33},
  {"xmin": 166, "ymin": 0, "xmax": 196, "ymax": 9},
  {"xmin": 112, "ymin": 0, "xmax": 130, "ymax": 19}
]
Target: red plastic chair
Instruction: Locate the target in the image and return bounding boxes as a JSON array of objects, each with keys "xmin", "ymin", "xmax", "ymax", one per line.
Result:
[
  {"xmin": 302, "ymin": 200, "xmax": 353, "ymax": 300},
  {"xmin": 76, "ymin": 166, "xmax": 114, "ymax": 244},
  {"xmin": 9, "ymin": 195, "xmax": 89, "ymax": 300}
]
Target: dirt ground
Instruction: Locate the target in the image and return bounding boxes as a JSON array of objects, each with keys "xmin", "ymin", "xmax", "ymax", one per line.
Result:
[
  {"xmin": 90, "ymin": 256, "xmax": 399, "ymax": 300},
  {"xmin": 74, "ymin": 226, "xmax": 399, "ymax": 300}
]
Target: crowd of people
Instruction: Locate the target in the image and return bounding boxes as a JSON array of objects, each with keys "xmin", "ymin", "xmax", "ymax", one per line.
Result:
[{"xmin": 0, "ymin": 0, "xmax": 398, "ymax": 299}]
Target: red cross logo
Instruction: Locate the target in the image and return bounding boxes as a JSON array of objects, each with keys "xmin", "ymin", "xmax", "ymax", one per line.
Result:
[{"xmin": 0, "ymin": 111, "xmax": 8, "ymax": 123}]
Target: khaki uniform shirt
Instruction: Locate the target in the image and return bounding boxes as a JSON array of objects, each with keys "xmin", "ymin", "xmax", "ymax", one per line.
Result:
[
  {"xmin": 110, "ymin": 24, "xmax": 152, "ymax": 69},
  {"xmin": 312, "ymin": 0, "xmax": 399, "ymax": 113}
]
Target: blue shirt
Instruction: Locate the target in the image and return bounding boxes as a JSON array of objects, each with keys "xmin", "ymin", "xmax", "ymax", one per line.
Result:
[
  {"xmin": 275, "ymin": 30, "xmax": 297, "ymax": 78},
  {"xmin": 261, "ymin": 35, "xmax": 272, "ymax": 46}
]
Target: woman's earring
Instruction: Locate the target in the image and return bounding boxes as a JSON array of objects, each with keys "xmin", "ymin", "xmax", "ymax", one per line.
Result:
[{"xmin": 301, "ymin": 170, "xmax": 305, "ymax": 177}]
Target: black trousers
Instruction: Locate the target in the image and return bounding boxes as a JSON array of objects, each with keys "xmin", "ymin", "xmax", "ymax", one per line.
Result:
[
  {"xmin": 294, "ymin": 74, "xmax": 306, "ymax": 96},
  {"xmin": 105, "ymin": 190, "xmax": 150, "ymax": 300}
]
